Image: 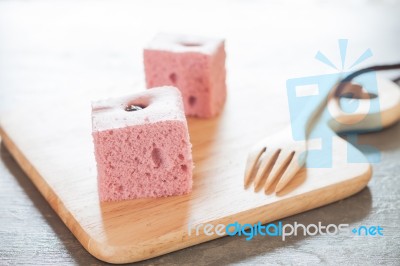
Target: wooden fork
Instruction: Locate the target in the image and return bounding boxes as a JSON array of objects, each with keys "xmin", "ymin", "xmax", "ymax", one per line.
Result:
[{"xmin": 244, "ymin": 81, "xmax": 339, "ymax": 193}]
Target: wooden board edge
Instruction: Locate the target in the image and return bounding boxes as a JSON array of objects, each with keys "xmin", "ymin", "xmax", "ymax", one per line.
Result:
[
  {"xmin": 0, "ymin": 127, "xmax": 93, "ymax": 259},
  {"xmin": 102, "ymin": 165, "xmax": 372, "ymax": 264},
  {"xmin": 0, "ymin": 126, "xmax": 372, "ymax": 264}
]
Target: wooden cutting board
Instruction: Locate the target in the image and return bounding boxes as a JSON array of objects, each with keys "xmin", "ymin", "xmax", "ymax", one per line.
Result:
[{"xmin": 0, "ymin": 81, "xmax": 371, "ymax": 263}]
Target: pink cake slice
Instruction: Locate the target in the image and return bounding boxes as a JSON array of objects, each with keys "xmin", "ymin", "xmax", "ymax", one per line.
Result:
[
  {"xmin": 91, "ymin": 86, "xmax": 193, "ymax": 201},
  {"xmin": 144, "ymin": 33, "xmax": 227, "ymax": 118}
]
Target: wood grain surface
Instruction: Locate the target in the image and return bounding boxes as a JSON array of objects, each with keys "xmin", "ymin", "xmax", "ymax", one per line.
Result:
[
  {"xmin": 0, "ymin": 75, "xmax": 375, "ymax": 263},
  {"xmin": 1, "ymin": 0, "xmax": 399, "ymax": 265}
]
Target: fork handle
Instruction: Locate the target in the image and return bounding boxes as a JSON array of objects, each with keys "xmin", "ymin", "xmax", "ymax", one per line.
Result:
[{"xmin": 288, "ymin": 81, "xmax": 338, "ymax": 140}]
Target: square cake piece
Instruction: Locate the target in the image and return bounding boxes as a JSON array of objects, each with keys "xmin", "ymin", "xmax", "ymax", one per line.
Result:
[
  {"xmin": 144, "ymin": 33, "xmax": 227, "ymax": 118},
  {"xmin": 91, "ymin": 86, "xmax": 193, "ymax": 201}
]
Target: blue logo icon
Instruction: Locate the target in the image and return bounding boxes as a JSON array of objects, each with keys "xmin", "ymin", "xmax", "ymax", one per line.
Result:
[{"xmin": 286, "ymin": 39, "xmax": 381, "ymax": 168}]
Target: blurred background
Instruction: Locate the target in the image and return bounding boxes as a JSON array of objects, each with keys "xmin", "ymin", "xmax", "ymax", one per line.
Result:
[
  {"xmin": 0, "ymin": 0, "xmax": 399, "ymax": 265},
  {"xmin": 1, "ymin": 0, "xmax": 399, "ymax": 112}
]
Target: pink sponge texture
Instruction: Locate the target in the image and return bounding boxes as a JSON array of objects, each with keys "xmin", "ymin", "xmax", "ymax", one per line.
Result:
[
  {"xmin": 91, "ymin": 86, "xmax": 193, "ymax": 201},
  {"xmin": 144, "ymin": 33, "xmax": 227, "ymax": 118}
]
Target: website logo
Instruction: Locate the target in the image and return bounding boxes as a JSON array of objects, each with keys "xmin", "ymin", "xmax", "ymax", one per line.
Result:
[
  {"xmin": 286, "ymin": 39, "xmax": 381, "ymax": 168},
  {"xmin": 188, "ymin": 221, "xmax": 384, "ymax": 241}
]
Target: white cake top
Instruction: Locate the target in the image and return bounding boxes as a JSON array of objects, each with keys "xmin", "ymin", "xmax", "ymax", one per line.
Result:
[
  {"xmin": 92, "ymin": 86, "xmax": 186, "ymax": 132},
  {"xmin": 145, "ymin": 32, "xmax": 224, "ymax": 55}
]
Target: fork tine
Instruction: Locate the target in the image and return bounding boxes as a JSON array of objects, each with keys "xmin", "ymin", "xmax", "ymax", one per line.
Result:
[
  {"xmin": 244, "ymin": 146, "xmax": 266, "ymax": 187},
  {"xmin": 263, "ymin": 150, "xmax": 293, "ymax": 192},
  {"xmin": 275, "ymin": 152, "xmax": 306, "ymax": 192},
  {"xmin": 253, "ymin": 149, "xmax": 279, "ymax": 191}
]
